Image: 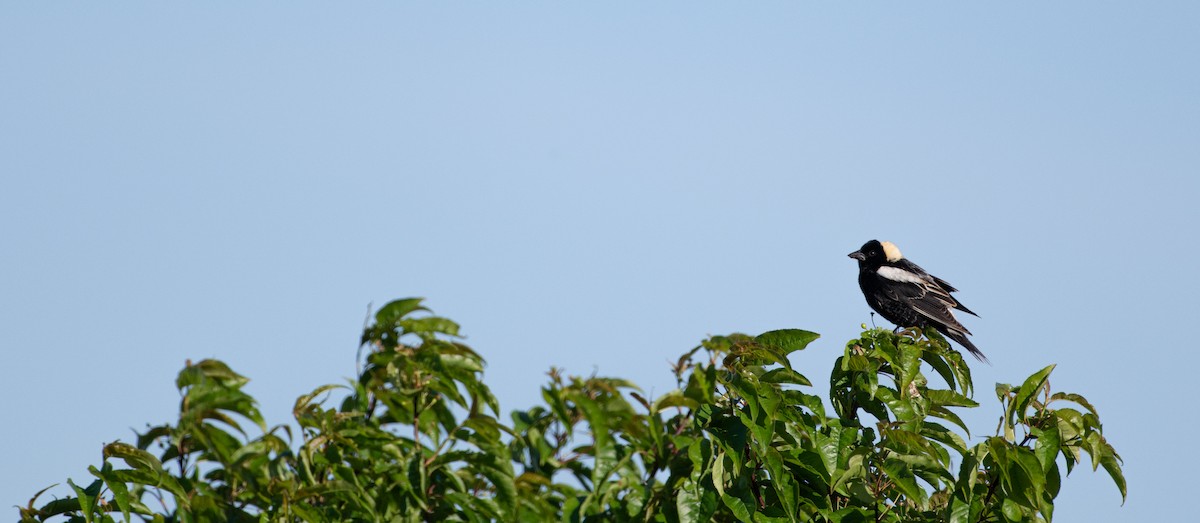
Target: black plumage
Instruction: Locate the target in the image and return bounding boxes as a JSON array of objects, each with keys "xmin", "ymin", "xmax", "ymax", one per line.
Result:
[{"xmin": 848, "ymin": 239, "xmax": 987, "ymax": 363}]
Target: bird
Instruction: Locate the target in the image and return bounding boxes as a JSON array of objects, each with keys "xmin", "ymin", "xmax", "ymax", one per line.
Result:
[{"xmin": 848, "ymin": 239, "xmax": 987, "ymax": 363}]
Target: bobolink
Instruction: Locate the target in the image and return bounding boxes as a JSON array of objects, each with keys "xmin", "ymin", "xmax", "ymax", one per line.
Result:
[{"xmin": 848, "ymin": 240, "xmax": 987, "ymax": 363}]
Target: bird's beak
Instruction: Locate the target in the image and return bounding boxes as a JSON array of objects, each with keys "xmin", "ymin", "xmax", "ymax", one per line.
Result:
[{"xmin": 848, "ymin": 250, "xmax": 866, "ymax": 261}]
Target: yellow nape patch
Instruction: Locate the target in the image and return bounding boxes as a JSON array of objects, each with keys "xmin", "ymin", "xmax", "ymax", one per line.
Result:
[{"xmin": 881, "ymin": 241, "xmax": 903, "ymax": 262}]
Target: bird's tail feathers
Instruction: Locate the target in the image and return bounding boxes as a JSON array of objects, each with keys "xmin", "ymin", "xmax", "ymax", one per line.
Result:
[
  {"xmin": 954, "ymin": 302, "xmax": 980, "ymax": 317},
  {"xmin": 944, "ymin": 329, "xmax": 989, "ymax": 364}
]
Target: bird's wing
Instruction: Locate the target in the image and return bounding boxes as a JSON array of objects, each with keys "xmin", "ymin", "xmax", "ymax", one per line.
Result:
[
  {"xmin": 876, "ymin": 266, "xmax": 953, "ymax": 300},
  {"xmin": 930, "ymin": 275, "xmax": 958, "ymax": 293},
  {"xmin": 875, "ymin": 266, "xmax": 972, "ymax": 333},
  {"xmin": 908, "ymin": 296, "xmax": 972, "ymax": 335},
  {"xmin": 885, "ymin": 261, "xmax": 978, "ymax": 317},
  {"xmin": 929, "ymin": 274, "xmax": 978, "ymax": 316},
  {"xmin": 884, "ymin": 260, "xmax": 985, "ymax": 362}
]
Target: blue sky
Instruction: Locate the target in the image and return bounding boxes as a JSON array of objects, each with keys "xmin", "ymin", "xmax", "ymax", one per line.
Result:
[{"xmin": 2, "ymin": 3, "xmax": 1197, "ymax": 521}]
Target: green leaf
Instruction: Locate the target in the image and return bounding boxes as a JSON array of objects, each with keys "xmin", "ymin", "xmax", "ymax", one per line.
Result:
[
  {"xmin": 90, "ymin": 465, "xmax": 132, "ymax": 523},
  {"xmin": 995, "ymin": 382, "xmax": 1013, "ymax": 402},
  {"xmin": 762, "ymin": 448, "xmax": 800, "ymax": 516},
  {"xmin": 814, "ymin": 426, "xmax": 843, "ymax": 478},
  {"xmin": 676, "ymin": 480, "xmax": 703, "ymax": 523},
  {"xmin": 1050, "ymin": 391, "xmax": 1099, "ymax": 416},
  {"xmin": 686, "ymin": 364, "xmax": 710, "ymax": 405},
  {"xmin": 653, "ymin": 389, "xmax": 699, "ymax": 411},
  {"xmin": 948, "ymin": 498, "xmax": 972, "ymax": 523},
  {"xmin": 1011, "ymin": 446, "xmax": 1046, "ymax": 505},
  {"xmin": 926, "ymin": 389, "xmax": 979, "ymax": 408},
  {"xmin": 841, "ymin": 353, "xmax": 874, "ymax": 372},
  {"xmin": 880, "ymin": 457, "xmax": 927, "ymax": 509},
  {"xmin": 103, "ymin": 442, "xmax": 164, "ymax": 473},
  {"xmin": 176, "ymin": 359, "xmax": 249, "ymax": 389},
  {"xmin": 1032, "ymin": 425, "xmax": 1061, "ymax": 473},
  {"xmin": 874, "ymin": 386, "xmax": 914, "ymax": 421},
  {"xmin": 568, "ymin": 391, "xmax": 617, "ymax": 485},
  {"xmin": 755, "ymin": 329, "xmax": 820, "ymax": 355},
  {"xmin": 942, "ymin": 349, "xmax": 974, "ymax": 397},
  {"xmin": 374, "ymin": 297, "xmax": 427, "ymax": 325},
  {"xmin": 1001, "ymin": 498, "xmax": 1024, "ymax": 521},
  {"xmin": 66, "ymin": 478, "xmax": 99, "ymax": 523},
  {"xmin": 105, "ymin": 469, "xmax": 188, "ymax": 504},
  {"xmin": 712, "ymin": 450, "xmax": 728, "ymax": 499},
  {"xmin": 439, "ymin": 353, "xmax": 484, "ymax": 373},
  {"xmin": 294, "ymin": 384, "xmax": 341, "ymax": 412},
  {"xmin": 1099, "ymin": 443, "xmax": 1127, "ymax": 503},
  {"xmin": 720, "ymin": 491, "xmax": 754, "ymax": 521},
  {"xmin": 541, "ymin": 386, "xmax": 573, "ymax": 433},
  {"xmin": 921, "ymin": 351, "xmax": 958, "ymax": 392},
  {"xmin": 1013, "ymin": 365, "xmax": 1056, "ymax": 425},
  {"xmin": 760, "ymin": 367, "xmax": 812, "ymax": 387},
  {"xmin": 920, "ymin": 422, "xmax": 968, "ymax": 454},
  {"xmin": 401, "ymin": 316, "xmax": 461, "ymax": 337},
  {"xmin": 830, "ymin": 507, "xmax": 874, "ymax": 523},
  {"xmin": 896, "ymin": 343, "xmax": 923, "ymax": 392}
]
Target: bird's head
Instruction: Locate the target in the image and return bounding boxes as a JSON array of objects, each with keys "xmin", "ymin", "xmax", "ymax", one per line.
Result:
[{"xmin": 848, "ymin": 239, "xmax": 903, "ymax": 267}]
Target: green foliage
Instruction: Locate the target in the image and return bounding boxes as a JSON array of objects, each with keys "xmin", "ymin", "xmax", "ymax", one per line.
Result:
[{"xmin": 20, "ymin": 300, "xmax": 1124, "ymax": 523}]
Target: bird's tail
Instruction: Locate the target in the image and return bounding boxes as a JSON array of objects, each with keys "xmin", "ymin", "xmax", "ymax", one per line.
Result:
[{"xmin": 943, "ymin": 329, "xmax": 989, "ymax": 364}]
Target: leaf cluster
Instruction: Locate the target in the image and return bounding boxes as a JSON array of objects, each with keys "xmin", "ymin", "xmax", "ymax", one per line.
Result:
[{"xmin": 19, "ymin": 300, "xmax": 1124, "ymax": 523}]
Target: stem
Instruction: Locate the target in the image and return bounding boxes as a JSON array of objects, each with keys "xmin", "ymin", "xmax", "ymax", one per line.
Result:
[
  {"xmin": 413, "ymin": 392, "xmax": 423, "ymax": 449},
  {"xmin": 877, "ymin": 501, "xmax": 893, "ymax": 522},
  {"xmin": 977, "ymin": 476, "xmax": 1000, "ymax": 523},
  {"xmin": 425, "ymin": 396, "xmax": 478, "ymax": 467}
]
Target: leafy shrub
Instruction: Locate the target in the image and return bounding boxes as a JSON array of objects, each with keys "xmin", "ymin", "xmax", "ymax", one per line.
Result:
[{"xmin": 20, "ymin": 298, "xmax": 1124, "ymax": 523}]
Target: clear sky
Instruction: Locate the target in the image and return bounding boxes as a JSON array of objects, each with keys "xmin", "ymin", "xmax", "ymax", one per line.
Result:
[{"xmin": 2, "ymin": 3, "xmax": 1196, "ymax": 521}]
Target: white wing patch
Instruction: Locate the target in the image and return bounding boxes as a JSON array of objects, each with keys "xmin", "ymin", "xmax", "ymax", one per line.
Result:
[{"xmin": 877, "ymin": 266, "xmax": 926, "ymax": 284}]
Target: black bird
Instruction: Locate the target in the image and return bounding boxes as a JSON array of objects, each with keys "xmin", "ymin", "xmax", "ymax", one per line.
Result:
[{"xmin": 848, "ymin": 239, "xmax": 987, "ymax": 363}]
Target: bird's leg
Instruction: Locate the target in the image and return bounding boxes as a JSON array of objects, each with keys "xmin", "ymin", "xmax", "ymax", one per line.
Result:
[{"xmin": 869, "ymin": 312, "xmax": 877, "ymax": 329}]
